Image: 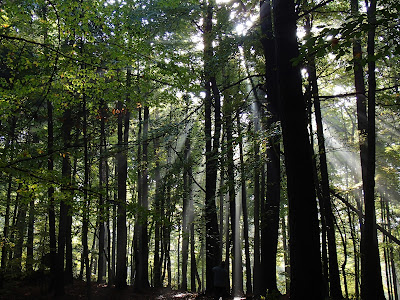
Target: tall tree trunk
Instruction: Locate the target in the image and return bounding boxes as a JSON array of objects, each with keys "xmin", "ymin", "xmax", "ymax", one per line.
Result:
[
  {"xmin": 224, "ymin": 89, "xmax": 241, "ymax": 296},
  {"xmin": 135, "ymin": 105, "xmax": 150, "ymax": 288},
  {"xmin": 26, "ymin": 199, "xmax": 35, "ymax": 274},
  {"xmin": 203, "ymin": 0, "xmax": 221, "ymax": 293},
  {"xmin": 14, "ymin": 191, "xmax": 27, "ymax": 275},
  {"xmin": 237, "ymin": 112, "xmax": 252, "ymax": 295},
  {"xmin": 55, "ymin": 108, "xmax": 73, "ymax": 296},
  {"xmin": 360, "ymin": 1, "xmax": 385, "ymax": 298},
  {"xmin": 115, "ymin": 99, "xmax": 128, "ymax": 289},
  {"xmin": 304, "ymin": 16, "xmax": 343, "ymax": 299},
  {"xmin": 153, "ymin": 136, "xmax": 162, "ymax": 288},
  {"xmin": 1, "ymin": 117, "xmax": 16, "ymax": 272},
  {"xmin": 82, "ymin": 94, "xmax": 91, "ymax": 298},
  {"xmin": 181, "ymin": 126, "xmax": 191, "ymax": 290},
  {"xmin": 260, "ymin": 0, "xmax": 282, "ymax": 296},
  {"xmin": 98, "ymin": 99, "xmax": 107, "ymax": 284},
  {"xmin": 272, "ymin": 0, "xmax": 323, "ymax": 297},
  {"xmin": 47, "ymin": 99, "xmax": 57, "ymax": 288}
]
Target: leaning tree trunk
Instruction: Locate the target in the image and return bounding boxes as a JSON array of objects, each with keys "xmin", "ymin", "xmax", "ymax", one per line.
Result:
[{"xmin": 272, "ymin": 0, "xmax": 323, "ymax": 298}]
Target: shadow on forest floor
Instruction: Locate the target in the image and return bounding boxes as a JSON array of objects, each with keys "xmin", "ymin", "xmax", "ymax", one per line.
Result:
[{"xmin": 0, "ymin": 279, "xmax": 249, "ymax": 299}]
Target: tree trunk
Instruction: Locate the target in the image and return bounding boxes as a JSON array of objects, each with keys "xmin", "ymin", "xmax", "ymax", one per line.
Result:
[
  {"xmin": 47, "ymin": 99, "xmax": 57, "ymax": 288},
  {"xmin": 237, "ymin": 112, "xmax": 252, "ymax": 295},
  {"xmin": 97, "ymin": 99, "xmax": 107, "ymax": 284},
  {"xmin": 273, "ymin": 0, "xmax": 323, "ymax": 297},
  {"xmin": 82, "ymin": 94, "xmax": 91, "ymax": 298},
  {"xmin": 304, "ymin": 16, "xmax": 343, "ymax": 299},
  {"xmin": 135, "ymin": 106, "xmax": 150, "ymax": 289},
  {"xmin": 26, "ymin": 199, "xmax": 35, "ymax": 274},
  {"xmin": 1, "ymin": 117, "xmax": 16, "ymax": 272},
  {"xmin": 116, "ymin": 99, "xmax": 128, "ymax": 289},
  {"xmin": 181, "ymin": 126, "xmax": 191, "ymax": 290},
  {"xmin": 153, "ymin": 136, "xmax": 163, "ymax": 288},
  {"xmin": 14, "ymin": 191, "xmax": 27, "ymax": 275},
  {"xmin": 203, "ymin": 0, "xmax": 221, "ymax": 293},
  {"xmin": 55, "ymin": 108, "xmax": 73, "ymax": 295},
  {"xmin": 260, "ymin": 0, "xmax": 282, "ymax": 296}
]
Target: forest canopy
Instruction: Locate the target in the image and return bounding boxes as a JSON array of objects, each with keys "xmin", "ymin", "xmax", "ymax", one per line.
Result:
[{"xmin": 0, "ymin": 0, "xmax": 400, "ymax": 299}]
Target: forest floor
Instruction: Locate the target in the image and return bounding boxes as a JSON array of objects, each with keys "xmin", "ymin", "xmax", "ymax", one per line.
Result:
[{"xmin": 0, "ymin": 279, "xmax": 247, "ymax": 300}]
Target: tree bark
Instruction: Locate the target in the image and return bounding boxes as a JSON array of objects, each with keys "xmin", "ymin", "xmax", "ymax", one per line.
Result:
[
  {"xmin": 360, "ymin": 0, "xmax": 385, "ymax": 298},
  {"xmin": 304, "ymin": 16, "xmax": 343, "ymax": 299},
  {"xmin": 237, "ymin": 112, "xmax": 252, "ymax": 295},
  {"xmin": 272, "ymin": 0, "xmax": 323, "ymax": 297},
  {"xmin": 260, "ymin": 0, "xmax": 281, "ymax": 296},
  {"xmin": 116, "ymin": 99, "xmax": 128, "ymax": 289},
  {"xmin": 203, "ymin": 0, "xmax": 222, "ymax": 293}
]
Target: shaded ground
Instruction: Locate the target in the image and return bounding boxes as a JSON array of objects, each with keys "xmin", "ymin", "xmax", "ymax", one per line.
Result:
[{"xmin": 0, "ymin": 279, "xmax": 245, "ymax": 299}]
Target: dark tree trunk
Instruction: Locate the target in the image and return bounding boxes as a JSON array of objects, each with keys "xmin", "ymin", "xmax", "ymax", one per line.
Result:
[
  {"xmin": 203, "ymin": 0, "xmax": 221, "ymax": 293},
  {"xmin": 223, "ymin": 88, "xmax": 242, "ymax": 296},
  {"xmin": 181, "ymin": 127, "xmax": 191, "ymax": 290},
  {"xmin": 116, "ymin": 99, "xmax": 128, "ymax": 289},
  {"xmin": 47, "ymin": 100, "xmax": 57, "ymax": 286},
  {"xmin": 237, "ymin": 112, "xmax": 252, "ymax": 295},
  {"xmin": 55, "ymin": 108, "xmax": 73, "ymax": 295},
  {"xmin": 135, "ymin": 106, "xmax": 150, "ymax": 289},
  {"xmin": 97, "ymin": 99, "xmax": 107, "ymax": 284},
  {"xmin": 272, "ymin": 0, "xmax": 323, "ymax": 298},
  {"xmin": 26, "ymin": 199, "xmax": 35, "ymax": 274},
  {"xmin": 1, "ymin": 117, "xmax": 16, "ymax": 272},
  {"xmin": 361, "ymin": 1, "xmax": 385, "ymax": 298},
  {"xmin": 82, "ymin": 94, "xmax": 91, "ymax": 299},
  {"xmin": 260, "ymin": 0, "xmax": 282, "ymax": 296},
  {"xmin": 304, "ymin": 16, "xmax": 343, "ymax": 299},
  {"xmin": 153, "ymin": 136, "xmax": 163, "ymax": 288},
  {"xmin": 14, "ymin": 192, "xmax": 27, "ymax": 275}
]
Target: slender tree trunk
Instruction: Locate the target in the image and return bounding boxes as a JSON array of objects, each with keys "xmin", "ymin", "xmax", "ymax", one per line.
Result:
[
  {"xmin": 237, "ymin": 112, "xmax": 252, "ymax": 295},
  {"xmin": 98, "ymin": 99, "xmax": 107, "ymax": 284},
  {"xmin": 82, "ymin": 94, "xmax": 91, "ymax": 298},
  {"xmin": 14, "ymin": 192, "xmax": 27, "ymax": 275},
  {"xmin": 304, "ymin": 16, "xmax": 343, "ymax": 299},
  {"xmin": 26, "ymin": 199, "xmax": 35, "ymax": 274},
  {"xmin": 224, "ymin": 88, "xmax": 241, "ymax": 296},
  {"xmin": 1, "ymin": 117, "xmax": 16, "ymax": 272},
  {"xmin": 55, "ymin": 108, "xmax": 73, "ymax": 295},
  {"xmin": 153, "ymin": 136, "xmax": 162, "ymax": 288},
  {"xmin": 347, "ymin": 206, "xmax": 360, "ymax": 299},
  {"xmin": 253, "ymin": 135, "xmax": 261, "ymax": 297},
  {"xmin": 116, "ymin": 99, "xmax": 128, "ymax": 289},
  {"xmin": 281, "ymin": 215, "xmax": 290, "ymax": 293},
  {"xmin": 135, "ymin": 106, "xmax": 150, "ymax": 289},
  {"xmin": 181, "ymin": 128, "xmax": 191, "ymax": 290},
  {"xmin": 273, "ymin": 0, "xmax": 323, "ymax": 297},
  {"xmin": 47, "ymin": 99, "xmax": 57, "ymax": 288}
]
